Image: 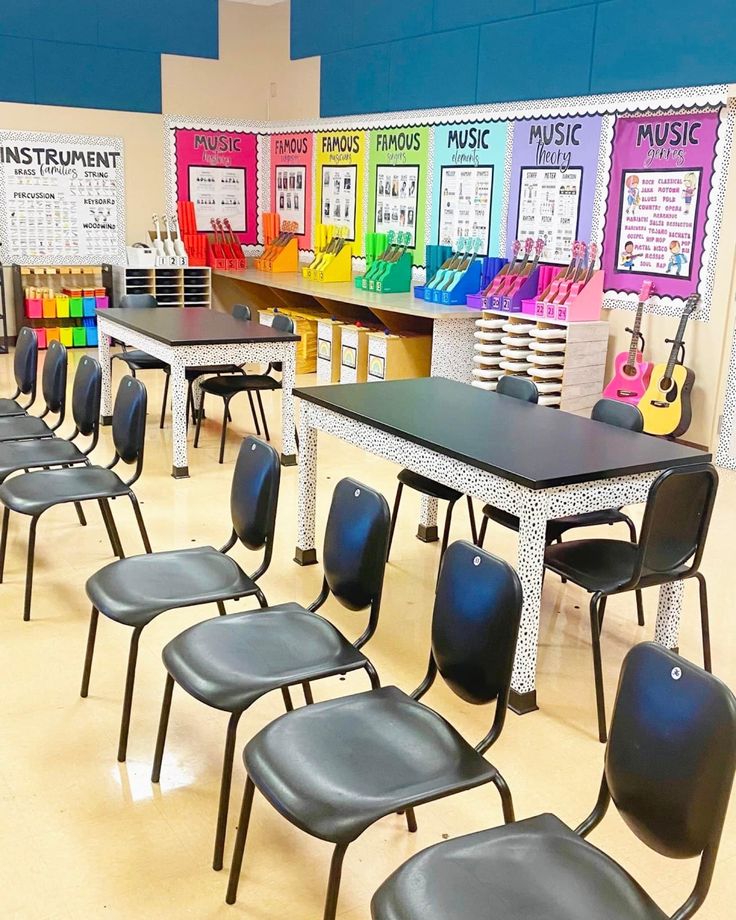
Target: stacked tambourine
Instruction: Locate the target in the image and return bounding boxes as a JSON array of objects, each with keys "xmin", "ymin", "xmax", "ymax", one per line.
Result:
[
  {"xmin": 528, "ymin": 324, "xmax": 568, "ymax": 407},
  {"xmin": 471, "ymin": 316, "xmax": 506, "ymax": 390}
]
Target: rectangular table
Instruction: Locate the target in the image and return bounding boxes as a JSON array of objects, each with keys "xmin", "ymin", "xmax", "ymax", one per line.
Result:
[
  {"xmin": 294, "ymin": 377, "xmax": 711, "ymax": 712},
  {"xmin": 97, "ymin": 308, "xmax": 300, "ymax": 478}
]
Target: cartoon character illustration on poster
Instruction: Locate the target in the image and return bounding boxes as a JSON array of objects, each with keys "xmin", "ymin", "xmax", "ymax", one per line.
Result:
[
  {"xmin": 682, "ymin": 172, "xmax": 697, "ymax": 212},
  {"xmin": 625, "ymin": 175, "xmax": 640, "ymax": 214},
  {"xmin": 620, "ymin": 240, "xmax": 643, "ymax": 271},
  {"xmin": 666, "ymin": 240, "xmax": 688, "ymax": 275}
]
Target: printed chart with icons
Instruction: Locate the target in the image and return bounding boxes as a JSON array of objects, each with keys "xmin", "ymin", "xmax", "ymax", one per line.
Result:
[
  {"xmin": 275, "ymin": 165, "xmax": 306, "ymax": 235},
  {"xmin": 438, "ymin": 166, "xmax": 493, "ymax": 253},
  {"xmin": 516, "ymin": 167, "xmax": 582, "ymax": 264},
  {"xmin": 189, "ymin": 166, "xmax": 247, "ymax": 232},
  {"xmin": 321, "ymin": 166, "xmax": 357, "ymax": 241},
  {"xmin": 374, "ymin": 165, "xmax": 419, "ymax": 244},
  {"xmin": 0, "ymin": 138, "xmax": 124, "ymax": 264}
]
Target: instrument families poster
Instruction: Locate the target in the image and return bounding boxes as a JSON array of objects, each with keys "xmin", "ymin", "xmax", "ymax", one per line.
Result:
[
  {"xmin": 367, "ymin": 127, "xmax": 429, "ymax": 264},
  {"xmin": 315, "ymin": 130, "xmax": 366, "ymax": 249},
  {"xmin": 431, "ymin": 122, "xmax": 507, "ymax": 256},
  {"xmin": 506, "ymin": 115, "xmax": 603, "ymax": 264},
  {"xmin": 270, "ymin": 132, "xmax": 313, "ymax": 249},
  {"xmin": 601, "ymin": 110, "xmax": 720, "ymax": 298},
  {"xmin": 0, "ymin": 131, "xmax": 126, "ymax": 265},
  {"xmin": 172, "ymin": 127, "xmax": 259, "ymax": 243}
]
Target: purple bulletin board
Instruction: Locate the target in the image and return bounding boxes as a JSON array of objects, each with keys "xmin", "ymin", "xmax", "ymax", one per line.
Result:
[
  {"xmin": 506, "ymin": 115, "xmax": 603, "ymax": 265},
  {"xmin": 601, "ymin": 110, "xmax": 720, "ymax": 299}
]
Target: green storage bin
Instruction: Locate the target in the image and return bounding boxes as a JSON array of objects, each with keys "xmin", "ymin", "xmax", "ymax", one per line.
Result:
[
  {"xmin": 69, "ymin": 297, "xmax": 83, "ymax": 317},
  {"xmin": 73, "ymin": 327, "xmax": 87, "ymax": 347}
]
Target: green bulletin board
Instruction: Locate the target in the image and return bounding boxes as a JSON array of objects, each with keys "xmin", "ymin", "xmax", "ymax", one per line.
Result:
[{"xmin": 367, "ymin": 126, "xmax": 429, "ymax": 265}]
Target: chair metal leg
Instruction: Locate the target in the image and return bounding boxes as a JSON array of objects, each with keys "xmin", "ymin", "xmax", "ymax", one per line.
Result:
[
  {"xmin": 99, "ymin": 499, "xmax": 124, "ymax": 559},
  {"xmin": 635, "ymin": 590, "xmax": 645, "ymax": 627},
  {"xmin": 598, "ymin": 595, "xmax": 607, "ymax": 628},
  {"xmin": 476, "ymin": 513, "xmax": 488, "ymax": 549},
  {"xmin": 322, "ymin": 842, "xmax": 349, "ymax": 920},
  {"xmin": 246, "ymin": 391, "xmax": 261, "ymax": 436},
  {"xmin": 492, "ymin": 770, "xmax": 516, "ymax": 823},
  {"xmin": 695, "ymin": 572, "xmax": 712, "ymax": 672},
  {"xmin": 80, "ymin": 606, "xmax": 100, "ymax": 697},
  {"xmin": 151, "ymin": 673, "xmax": 174, "ymax": 784},
  {"xmin": 281, "ymin": 687, "xmax": 294, "ymax": 711},
  {"xmin": 225, "ymin": 776, "xmax": 256, "ymax": 904},
  {"xmin": 439, "ymin": 500, "xmax": 456, "ymax": 562},
  {"xmin": 588, "ymin": 593, "xmax": 608, "ymax": 744},
  {"xmin": 74, "ymin": 502, "xmax": 87, "ymax": 526},
  {"xmin": 219, "ymin": 398, "xmax": 230, "ymax": 464},
  {"xmin": 217, "ymin": 600, "xmax": 227, "ymax": 616},
  {"xmin": 118, "ymin": 626, "xmax": 143, "ymax": 762},
  {"xmin": 302, "ymin": 681, "xmax": 314, "ymax": 705},
  {"xmin": 386, "ymin": 482, "xmax": 404, "ymax": 560},
  {"xmin": 193, "ymin": 391, "xmax": 205, "ymax": 448},
  {"xmin": 255, "ymin": 391, "xmax": 270, "ymax": 442},
  {"xmin": 0, "ymin": 507, "xmax": 9, "ymax": 583},
  {"xmin": 213, "ymin": 711, "xmax": 243, "ymax": 871},
  {"xmin": 23, "ymin": 516, "xmax": 39, "ymax": 622},
  {"xmin": 466, "ymin": 496, "xmax": 478, "ymax": 544},
  {"xmin": 255, "ymin": 586, "xmax": 268, "ymax": 609},
  {"xmin": 159, "ymin": 371, "xmax": 170, "ymax": 429},
  {"xmin": 127, "ymin": 492, "xmax": 152, "ymax": 553},
  {"xmin": 404, "ymin": 807, "xmax": 417, "ymax": 833}
]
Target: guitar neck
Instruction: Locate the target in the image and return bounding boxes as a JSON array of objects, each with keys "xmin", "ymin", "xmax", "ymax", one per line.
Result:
[
  {"xmin": 664, "ymin": 312, "xmax": 690, "ymax": 377},
  {"xmin": 627, "ymin": 302, "xmax": 645, "ymax": 366}
]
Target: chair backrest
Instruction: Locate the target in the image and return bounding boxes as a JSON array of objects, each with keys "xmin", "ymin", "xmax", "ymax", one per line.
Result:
[
  {"xmin": 40, "ymin": 340, "xmax": 68, "ymax": 415},
  {"xmin": 111, "ymin": 376, "xmax": 147, "ymax": 469},
  {"xmin": 322, "ymin": 478, "xmax": 390, "ymax": 611},
  {"xmin": 496, "ymin": 375, "xmax": 538, "ymax": 403},
  {"xmin": 432, "ymin": 541, "xmax": 523, "ymax": 706},
  {"xmin": 119, "ymin": 293, "xmax": 157, "ymax": 309},
  {"xmin": 636, "ymin": 465, "xmax": 718, "ymax": 577},
  {"xmin": 71, "ymin": 355, "xmax": 102, "ymax": 438},
  {"xmin": 14, "ymin": 326, "xmax": 38, "ymax": 396},
  {"xmin": 591, "ymin": 398, "xmax": 643, "ymax": 432},
  {"xmin": 232, "ymin": 303, "xmax": 251, "ymax": 322},
  {"xmin": 606, "ymin": 642, "xmax": 736, "ymax": 859},
  {"xmin": 271, "ymin": 312, "xmax": 294, "ymax": 334},
  {"xmin": 230, "ymin": 436, "xmax": 281, "ymax": 552}
]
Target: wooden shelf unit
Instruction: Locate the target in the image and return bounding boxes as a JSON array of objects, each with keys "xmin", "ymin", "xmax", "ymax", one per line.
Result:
[{"xmin": 114, "ymin": 266, "xmax": 212, "ymax": 308}]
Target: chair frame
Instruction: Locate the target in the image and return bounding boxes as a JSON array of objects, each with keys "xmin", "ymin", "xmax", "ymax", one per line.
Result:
[{"xmin": 0, "ymin": 339, "xmax": 68, "ymax": 442}]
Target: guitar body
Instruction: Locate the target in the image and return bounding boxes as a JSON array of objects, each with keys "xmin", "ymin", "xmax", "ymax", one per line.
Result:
[
  {"xmin": 603, "ymin": 351, "xmax": 653, "ymax": 405},
  {"xmin": 638, "ymin": 363, "xmax": 695, "ymax": 437}
]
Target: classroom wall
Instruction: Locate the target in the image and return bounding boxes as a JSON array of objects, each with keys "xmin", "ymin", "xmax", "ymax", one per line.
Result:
[{"xmin": 291, "ymin": 0, "xmax": 736, "ymax": 118}]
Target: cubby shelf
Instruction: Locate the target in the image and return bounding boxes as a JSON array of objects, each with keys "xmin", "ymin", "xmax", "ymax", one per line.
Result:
[{"xmin": 114, "ymin": 266, "xmax": 212, "ymax": 309}]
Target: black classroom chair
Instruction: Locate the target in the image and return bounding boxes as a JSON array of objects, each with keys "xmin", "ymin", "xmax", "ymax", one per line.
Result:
[
  {"xmin": 225, "ymin": 540, "xmax": 523, "ymax": 920},
  {"xmin": 372, "ymin": 642, "xmax": 736, "ymax": 920},
  {"xmin": 194, "ymin": 312, "xmax": 295, "ymax": 463},
  {"xmin": 80, "ymin": 436, "xmax": 280, "ymax": 763},
  {"xmin": 0, "ymin": 354, "xmax": 101, "ymax": 485},
  {"xmin": 0, "ymin": 327, "xmax": 38, "ymax": 417},
  {"xmin": 545, "ymin": 463, "xmax": 718, "ymax": 743},
  {"xmin": 478, "ymin": 397, "xmax": 647, "ymax": 627},
  {"xmin": 0, "ymin": 376, "xmax": 151, "ymax": 622},
  {"xmin": 151, "ymin": 476, "xmax": 390, "ymax": 871},
  {"xmin": 0, "ymin": 339, "xmax": 67, "ymax": 442}
]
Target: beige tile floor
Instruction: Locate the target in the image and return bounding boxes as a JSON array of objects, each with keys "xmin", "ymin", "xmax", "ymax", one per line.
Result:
[{"xmin": 0, "ymin": 347, "xmax": 734, "ymax": 920}]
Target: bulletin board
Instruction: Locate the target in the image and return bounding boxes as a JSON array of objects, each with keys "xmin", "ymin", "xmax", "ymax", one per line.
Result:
[
  {"xmin": 315, "ymin": 129, "xmax": 366, "ymax": 250},
  {"xmin": 0, "ymin": 130, "xmax": 126, "ymax": 265},
  {"xmin": 270, "ymin": 132, "xmax": 314, "ymax": 249}
]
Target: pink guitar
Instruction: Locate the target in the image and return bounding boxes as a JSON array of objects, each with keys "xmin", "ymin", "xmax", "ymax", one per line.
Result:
[
  {"xmin": 603, "ymin": 280, "xmax": 654, "ymax": 405},
  {"xmin": 505, "ymin": 237, "xmax": 545, "ymax": 299},
  {"xmin": 566, "ymin": 242, "xmax": 598, "ymax": 304},
  {"xmin": 554, "ymin": 241, "xmax": 586, "ymax": 304},
  {"xmin": 483, "ymin": 240, "xmax": 520, "ymax": 303}
]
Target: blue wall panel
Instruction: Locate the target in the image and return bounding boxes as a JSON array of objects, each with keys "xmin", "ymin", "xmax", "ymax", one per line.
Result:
[
  {"xmin": 352, "ymin": 0, "xmax": 433, "ymax": 47},
  {"xmin": 433, "ymin": 1, "xmax": 534, "ymax": 31},
  {"xmin": 320, "ymin": 45, "xmax": 391, "ymax": 116},
  {"xmin": 0, "ymin": 36, "xmax": 36, "ymax": 104},
  {"xmin": 291, "ymin": 0, "xmax": 355, "ymax": 59},
  {"xmin": 98, "ymin": 0, "xmax": 219, "ymax": 59}
]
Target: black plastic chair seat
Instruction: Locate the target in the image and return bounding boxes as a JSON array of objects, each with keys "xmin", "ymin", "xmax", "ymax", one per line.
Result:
[
  {"xmin": 0, "ymin": 439, "xmax": 87, "ymax": 484},
  {"xmin": 86, "ymin": 546, "xmax": 259, "ymax": 627},
  {"xmin": 0, "ymin": 398, "xmax": 26, "ymax": 417},
  {"xmin": 113, "ymin": 349, "xmax": 169, "ymax": 371},
  {"xmin": 398, "ymin": 469, "xmax": 462, "ymax": 504},
  {"xmin": 0, "ymin": 415, "xmax": 54, "ymax": 442},
  {"xmin": 482, "ymin": 505, "xmax": 631, "ymax": 541},
  {"xmin": 0, "ymin": 466, "xmax": 130, "ymax": 516},
  {"xmin": 245, "ymin": 685, "xmax": 497, "ymax": 844},
  {"xmin": 200, "ymin": 374, "xmax": 280, "ymax": 397},
  {"xmin": 185, "ymin": 365, "xmax": 241, "ymax": 381},
  {"xmin": 371, "ymin": 813, "xmax": 668, "ymax": 920},
  {"xmin": 163, "ymin": 605, "xmax": 370, "ymax": 712}
]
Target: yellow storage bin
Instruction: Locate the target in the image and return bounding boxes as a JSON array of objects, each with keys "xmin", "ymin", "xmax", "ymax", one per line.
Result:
[
  {"xmin": 59, "ymin": 326, "xmax": 74, "ymax": 347},
  {"xmin": 56, "ymin": 295, "xmax": 70, "ymax": 318}
]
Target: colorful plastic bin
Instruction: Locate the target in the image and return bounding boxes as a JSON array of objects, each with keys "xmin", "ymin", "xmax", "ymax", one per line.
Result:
[
  {"xmin": 95, "ymin": 296, "xmax": 109, "ymax": 310},
  {"xmin": 56, "ymin": 295, "xmax": 70, "ymax": 318},
  {"xmin": 86, "ymin": 326, "xmax": 98, "ymax": 347},
  {"xmin": 73, "ymin": 327, "xmax": 87, "ymax": 347},
  {"xmin": 69, "ymin": 297, "xmax": 83, "ymax": 318},
  {"xmin": 46, "ymin": 327, "xmax": 60, "ymax": 344},
  {"xmin": 42, "ymin": 297, "xmax": 56, "ymax": 318},
  {"xmin": 36, "ymin": 328, "xmax": 47, "ymax": 349},
  {"xmin": 59, "ymin": 327, "xmax": 74, "ymax": 347},
  {"xmin": 25, "ymin": 298, "xmax": 42, "ymax": 319},
  {"xmin": 82, "ymin": 296, "xmax": 96, "ymax": 317}
]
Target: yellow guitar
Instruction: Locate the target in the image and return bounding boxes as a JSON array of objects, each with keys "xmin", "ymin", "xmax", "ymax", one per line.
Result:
[{"xmin": 638, "ymin": 293, "xmax": 699, "ymax": 437}]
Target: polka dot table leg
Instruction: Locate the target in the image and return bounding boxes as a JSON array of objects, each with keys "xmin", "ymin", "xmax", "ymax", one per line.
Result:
[
  {"xmin": 190, "ymin": 375, "xmax": 204, "ymax": 421},
  {"xmin": 430, "ymin": 317, "xmax": 475, "ymax": 383},
  {"xmin": 295, "ymin": 407, "xmax": 318, "ymax": 565},
  {"xmin": 418, "ymin": 495, "xmax": 439, "ymax": 543},
  {"xmin": 97, "ymin": 322, "xmax": 113, "ymax": 424},
  {"xmin": 654, "ymin": 580, "xmax": 685, "ymax": 650},
  {"xmin": 169, "ymin": 361, "xmax": 189, "ymax": 479},
  {"xmin": 280, "ymin": 341, "xmax": 298, "ymax": 466}
]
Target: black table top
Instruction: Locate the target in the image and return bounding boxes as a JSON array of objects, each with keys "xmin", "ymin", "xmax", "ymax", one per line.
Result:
[
  {"xmin": 295, "ymin": 377, "xmax": 711, "ymax": 489},
  {"xmin": 97, "ymin": 308, "xmax": 301, "ymax": 346}
]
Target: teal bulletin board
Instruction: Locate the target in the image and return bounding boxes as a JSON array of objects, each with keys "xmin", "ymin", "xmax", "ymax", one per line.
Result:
[{"xmin": 431, "ymin": 122, "xmax": 508, "ymax": 257}]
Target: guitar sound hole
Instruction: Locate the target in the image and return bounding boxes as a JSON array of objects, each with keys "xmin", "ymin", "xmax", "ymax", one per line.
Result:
[
  {"xmin": 622, "ymin": 365, "xmax": 636, "ymax": 377},
  {"xmin": 659, "ymin": 378, "xmax": 672, "ymax": 390}
]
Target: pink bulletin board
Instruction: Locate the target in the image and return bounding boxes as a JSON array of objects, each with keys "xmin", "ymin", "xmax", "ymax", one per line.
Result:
[
  {"xmin": 173, "ymin": 128, "xmax": 259, "ymax": 245},
  {"xmin": 270, "ymin": 132, "xmax": 314, "ymax": 250}
]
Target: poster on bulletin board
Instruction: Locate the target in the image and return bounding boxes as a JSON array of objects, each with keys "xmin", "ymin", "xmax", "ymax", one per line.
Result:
[
  {"xmin": 270, "ymin": 132, "xmax": 313, "ymax": 249},
  {"xmin": 431, "ymin": 122, "xmax": 507, "ymax": 256},
  {"xmin": 315, "ymin": 130, "xmax": 366, "ymax": 250},
  {"xmin": 601, "ymin": 110, "xmax": 721, "ymax": 299},
  {"xmin": 0, "ymin": 130, "xmax": 126, "ymax": 265},
  {"xmin": 367, "ymin": 126, "xmax": 429, "ymax": 264},
  {"xmin": 506, "ymin": 115, "xmax": 603, "ymax": 265},
  {"xmin": 171, "ymin": 127, "xmax": 259, "ymax": 244}
]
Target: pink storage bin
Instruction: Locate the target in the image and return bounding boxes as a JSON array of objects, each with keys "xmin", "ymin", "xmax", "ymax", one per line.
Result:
[
  {"xmin": 95, "ymin": 296, "xmax": 109, "ymax": 309},
  {"xmin": 36, "ymin": 328, "xmax": 47, "ymax": 349},
  {"xmin": 25, "ymin": 298, "xmax": 43, "ymax": 319}
]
